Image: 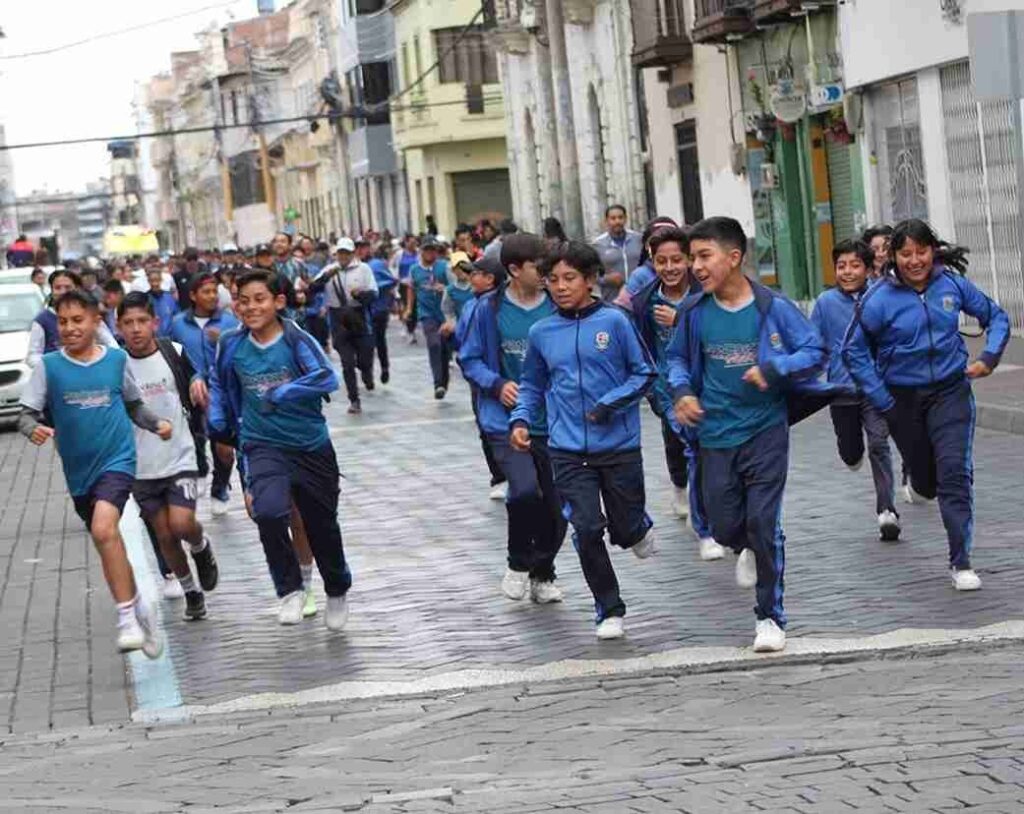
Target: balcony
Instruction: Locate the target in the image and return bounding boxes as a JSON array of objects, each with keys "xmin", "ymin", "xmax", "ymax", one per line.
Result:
[
  {"xmin": 692, "ymin": 0, "xmax": 755, "ymax": 44},
  {"xmin": 753, "ymin": 0, "xmax": 835, "ymax": 25},
  {"xmin": 348, "ymin": 123, "xmax": 398, "ymax": 178},
  {"xmin": 631, "ymin": 0, "xmax": 692, "ymax": 67}
]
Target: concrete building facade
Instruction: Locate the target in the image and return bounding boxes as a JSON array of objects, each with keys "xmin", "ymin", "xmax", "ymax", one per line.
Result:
[{"xmin": 391, "ymin": 0, "xmax": 510, "ymax": 237}]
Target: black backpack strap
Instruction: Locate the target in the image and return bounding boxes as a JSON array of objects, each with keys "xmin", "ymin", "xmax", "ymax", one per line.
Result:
[{"xmin": 155, "ymin": 337, "xmax": 199, "ymax": 425}]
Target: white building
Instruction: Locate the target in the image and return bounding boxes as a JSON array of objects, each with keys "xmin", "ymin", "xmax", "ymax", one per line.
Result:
[
  {"xmin": 492, "ymin": 0, "xmax": 647, "ymax": 238},
  {"xmin": 840, "ymin": 0, "xmax": 1024, "ymax": 332}
]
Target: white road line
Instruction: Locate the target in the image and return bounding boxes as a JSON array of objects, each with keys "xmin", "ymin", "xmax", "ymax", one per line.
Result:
[{"xmin": 135, "ymin": 619, "xmax": 1024, "ymax": 723}]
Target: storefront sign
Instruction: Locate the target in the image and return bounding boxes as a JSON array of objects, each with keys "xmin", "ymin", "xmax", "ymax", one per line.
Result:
[
  {"xmin": 770, "ymin": 79, "xmax": 806, "ymax": 123},
  {"xmin": 809, "ymin": 83, "xmax": 845, "ymax": 110}
]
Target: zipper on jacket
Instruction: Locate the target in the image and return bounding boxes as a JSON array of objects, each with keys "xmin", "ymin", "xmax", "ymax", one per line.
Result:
[
  {"xmin": 575, "ymin": 316, "xmax": 588, "ymax": 454},
  {"xmin": 919, "ymin": 292, "xmax": 936, "ymax": 382}
]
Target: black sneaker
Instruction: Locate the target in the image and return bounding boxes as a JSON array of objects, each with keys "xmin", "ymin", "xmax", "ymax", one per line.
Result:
[
  {"xmin": 380, "ymin": 369, "xmax": 390, "ymax": 384},
  {"xmin": 192, "ymin": 540, "xmax": 219, "ymax": 591},
  {"xmin": 434, "ymin": 386, "xmax": 447, "ymax": 400},
  {"xmin": 348, "ymin": 401, "xmax": 362, "ymax": 415},
  {"xmin": 364, "ymin": 378, "xmax": 375, "ymax": 391},
  {"xmin": 183, "ymin": 591, "xmax": 207, "ymax": 621}
]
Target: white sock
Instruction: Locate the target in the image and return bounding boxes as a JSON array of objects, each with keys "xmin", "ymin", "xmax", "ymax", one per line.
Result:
[
  {"xmin": 179, "ymin": 573, "xmax": 197, "ymax": 593},
  {"xmin": 116, "ymin": 596, "xmax": 137, "ymax": 627},
  {"xmin": 300, "ymin": 563, "xmax": 313, "ymax": 590}
]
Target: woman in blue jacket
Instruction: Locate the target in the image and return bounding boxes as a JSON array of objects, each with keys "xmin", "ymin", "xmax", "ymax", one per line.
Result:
[{"xmin": 843, "ymin": 219, "xmax": 1010, "ymax": 593}]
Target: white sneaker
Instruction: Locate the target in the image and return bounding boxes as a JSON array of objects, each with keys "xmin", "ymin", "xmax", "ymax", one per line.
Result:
[
  {"xmin": 116, "ymin": 617, "xmax": 145, "ymax": 653},
  {"xmin": 902, "ymin": 483, "xmax": 932, "ymax": 505},
  {"xmin": 952, "ymin": 569, "xmax": 982, "ymax": 592},
  {"xmin": 161, "ymin": 575, "xmax": 184, "ymax": 600},
  {"xmin": 325, "ymin": 595, "xmax": 349, "ymax": 631},
  {"xmin": 631, "ymin": 530, "xmax": 658, "ymax": 559},
  {"xmin": 671, "ymin": 486, "xmax": 689, "ymax": 519},
  {"xmin": 878, "ymin": 510, "xmax": 901, "ymax": 542},
  {"xmin": 530, "ymin": 580, "xmax": 564, "ymax": 604},
  {"xmin": 753, "ymin": 618, "xmax": 786, "ymax": 652},
  {"xmin": 735, "ymin": 549, "xmax": 757, "ymax": 588},
  {"xmin": 489, "ymin": 482, "xmax": 508, "ymax": 501},
  {"xmin": 278, "ymin": 590, "xmax": 305, "ymax": 625},
  {"xmin": 197, "ymin": 478, "xmax": 209, "ymax": 498},
  {"xmin": 302, "ymin": 587, "xmax": 318, "ymax": 618},
  {"xmin": 211, "ymin": 497, "xmax": 230, "ymax": 517},
  {"xmin": 501, "ymin": 568, "xmax": 530, "ymax": 600},
  {"xmin": 596, "ymin": 616, "xmax": 625, "ymax": 640},
  {"xmin": 699, "ymin": 537, "xmax": 727, "ymax": 561},
  {"xmin": 847, "ymin": 457, "xmax": 864, "ymax": 472},
  {"xmin": 136, "ymin": 609, "xmax": 164, "ymax": 660}
]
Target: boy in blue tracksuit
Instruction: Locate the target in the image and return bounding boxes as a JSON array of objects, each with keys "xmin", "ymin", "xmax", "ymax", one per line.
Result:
[
  {"xmin": 811, "ymin": 239, "xmax": 900, "ymax": 542},
  {"xmin": 147, "ymin": 266, "xmax": 179, "ymax": 338},
  {"xmin": 627, "ymin": 226, "xmax": 725, "ymax": 562},
  {"xmin": 668, "ymin": 217, "xmax": 840, "ymax": 654},
  {"xmin": 460, "ymin": 234, "xmax": 566, "ymax": 605},
  {"xmin": 842, "ymin": 219, "xmax": 1010, "ymax": 592},
  {"xmin": 208, "ymin": 269, "xmax": 352, "ymax": 630},
  {"xmin": 453, "ymin": 255, "xmax": 507, "ymax": 497},
  {"xmin": 404, "ymin": 238, "xmax": 452, "ymax": 398},
  {"xmin": 170, "ymin": 271, "xmax": 240, "ymax": 514},
  {"xmin": 511, "ymin": 241, "xmax": 657, "ymax": 640}
]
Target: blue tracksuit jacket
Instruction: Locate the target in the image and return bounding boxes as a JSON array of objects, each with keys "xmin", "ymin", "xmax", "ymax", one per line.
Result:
[
  {"xmin": 457, "ymin": 285, "xmax": 514, "ymax": 436},
  {"xmin": 667, "ymin": 278, "xmax": 844, "ymax": 425},
  {"xmin": 207, "ymin": 318, "xmax": 339, "ymax": 441},
  {"xmin": 169, "ymin": 307, "xmax": 240, "ymax": 381},
  {"xmin": 810, "ymin": 286, "xmax": 863, "ymax": 388},
  {"xmin": 510, "ymin": 300, "xmax": 657, "ymax": 453},
  {"xmin": 369, "ymin": 258, "xmax": 397, "ymax": 318},
  {"xmin": 149, "ymin": 290, "xmax": 179, "ymax": 338},
  {"xmin": 842, "ymin": 266, "xmax": 1010, "ymax": 412}
]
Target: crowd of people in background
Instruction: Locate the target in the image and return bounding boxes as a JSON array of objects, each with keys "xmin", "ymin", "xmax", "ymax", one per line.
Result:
[{"xmin": 12, "ymin": 201, "xmax": 1011, "ymax": 660}]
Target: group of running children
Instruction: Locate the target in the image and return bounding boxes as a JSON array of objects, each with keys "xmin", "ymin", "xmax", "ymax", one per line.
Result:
[{"xmin": 17, "ymin": 213, "xmax": 1009, "ymax": 658}]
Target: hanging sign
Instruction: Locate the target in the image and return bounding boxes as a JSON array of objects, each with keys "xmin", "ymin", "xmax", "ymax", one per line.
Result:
[{"xmin": 770, "ymin": 79, "xmax": 806, "ymax": 123}]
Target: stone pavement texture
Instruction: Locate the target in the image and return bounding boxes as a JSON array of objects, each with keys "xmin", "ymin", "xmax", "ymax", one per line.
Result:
[
  {"xmin": 0, "ymin": 326, "xmax": 1022, "ymax": 732},
  {"xmin": 2, "ymin": 647, "xmax": 1024, "ymax": 813}
]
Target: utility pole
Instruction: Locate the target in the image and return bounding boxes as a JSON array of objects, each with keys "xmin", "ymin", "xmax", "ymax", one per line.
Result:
[
  {"xmin": 544, "ymin": 0, "xmax": 583, "ymax": 238},
  {"xmin": 211, "ymin": 74, "xmax": 234, "ymax": 244},
  {"xmin": 245, "ymin": 40, "xmax": 278, "ymax": 224}
]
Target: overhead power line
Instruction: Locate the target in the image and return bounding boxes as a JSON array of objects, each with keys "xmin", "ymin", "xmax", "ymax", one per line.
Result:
[
  {"xmin": 0, "ymin": 0, "xmax": 242, "ymax": 60},
  {"xmin": 0, "ymin": 96, "xmax": 504, "ymax": 152}
]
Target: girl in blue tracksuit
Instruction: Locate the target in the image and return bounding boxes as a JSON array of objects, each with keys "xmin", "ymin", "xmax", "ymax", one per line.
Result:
[
  {"xmin": 668, "ymin": 217, "xmax": 841, "ymax": 654},
  {"xmin": 842, "ymin": 219, "xmax": 1010, "ymax": 593},
  {"xmin": 511, "ymin": 241, "xmax": 657, "ymax": 640},
  {"xmin": 811, "ymin": 239, "xmax": 900, "ymax": 542},
  {"xmin": 626, "ymin": 226, "xmax": 723, "ymax": 561}
]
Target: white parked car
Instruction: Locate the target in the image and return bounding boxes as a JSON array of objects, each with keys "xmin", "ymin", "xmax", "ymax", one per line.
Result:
[{"xmin": 0, "ymin": 284, "xmax": 45, "ymax": 419}]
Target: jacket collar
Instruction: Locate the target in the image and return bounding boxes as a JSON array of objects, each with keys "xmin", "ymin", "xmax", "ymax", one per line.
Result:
[
  {"xmin": 680, "ymin": 275, "xmax": 771, "ymax": 315},
  {"xmin": 557, "ymin": 298, "xmax": 603, "ymax": 320},
  {"xmin": 889, "ymin": 263, "xmax": 944, "ymax": 290}
]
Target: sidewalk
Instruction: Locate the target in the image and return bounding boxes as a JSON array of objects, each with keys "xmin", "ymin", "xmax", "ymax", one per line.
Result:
[
  {"xmin": 969, "ymin": 334, "xmax": 1024, "ymax": 435},
  {"xmin": 2, "ymin": 646, "xmax": 1024, "ymax": 813}
]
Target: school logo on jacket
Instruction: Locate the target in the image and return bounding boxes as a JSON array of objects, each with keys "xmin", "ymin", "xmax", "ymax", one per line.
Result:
[
  {"xmin": 595, "ymin": 331, "xmax": 611, "ymax": 351},
  {"xmin": 942, "ymin": 295, "xmax": 955, "ymax": 313},
  {"xmin": 769, "ymin": 332, "xmax": 783, "ymax": 350}
]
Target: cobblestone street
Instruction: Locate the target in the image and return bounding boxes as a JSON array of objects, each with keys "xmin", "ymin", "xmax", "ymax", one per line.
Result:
[{"xmin": 1, "ymin": 332, "xmax": 1023, "ymax": 733}]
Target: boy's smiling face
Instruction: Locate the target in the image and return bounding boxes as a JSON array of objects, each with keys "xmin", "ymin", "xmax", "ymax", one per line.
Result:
[
  {"xmin": 835, "ymin": 252, "xmax": 869, "ymax": 293},
  {"xmin": 57, "ymin": 302, "xmax": 100, "ymax": 354},
  {"xmin": 237, "ymin": 280, "xmax": 285, "ymax": 333},
  {"xmin": 653, "ymin": 240, "xmax": 690, "ymax": 291},
  {"xmin": 689, "ymin": 238, "xmax": 742, "ymax": 296}
]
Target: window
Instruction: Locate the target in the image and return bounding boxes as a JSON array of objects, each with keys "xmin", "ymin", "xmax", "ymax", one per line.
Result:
[
  {"xmin": 675, "ymin": 121, "xmax": 704, "ymax": 224},
  {"xmin": 350, "ymin": 0, "xmax": 385, "ymax": 13},
  {"xmin": 230, "ymin": 151, "xmax": 265, "ymax": 208},
  {"xmin": 434, "ymin": 27, "xmax": 498, "ymax": 85}
]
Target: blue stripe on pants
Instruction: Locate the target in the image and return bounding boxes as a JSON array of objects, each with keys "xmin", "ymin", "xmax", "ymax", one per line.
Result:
[{"xmin": 699, "ymin": 421, "xmax": 788, "ymax": 628}]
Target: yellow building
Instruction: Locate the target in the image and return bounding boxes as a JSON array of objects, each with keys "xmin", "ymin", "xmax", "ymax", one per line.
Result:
[{"xmin": 390, "ymin": 0, "xmax": 511, "ymax": 236}]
